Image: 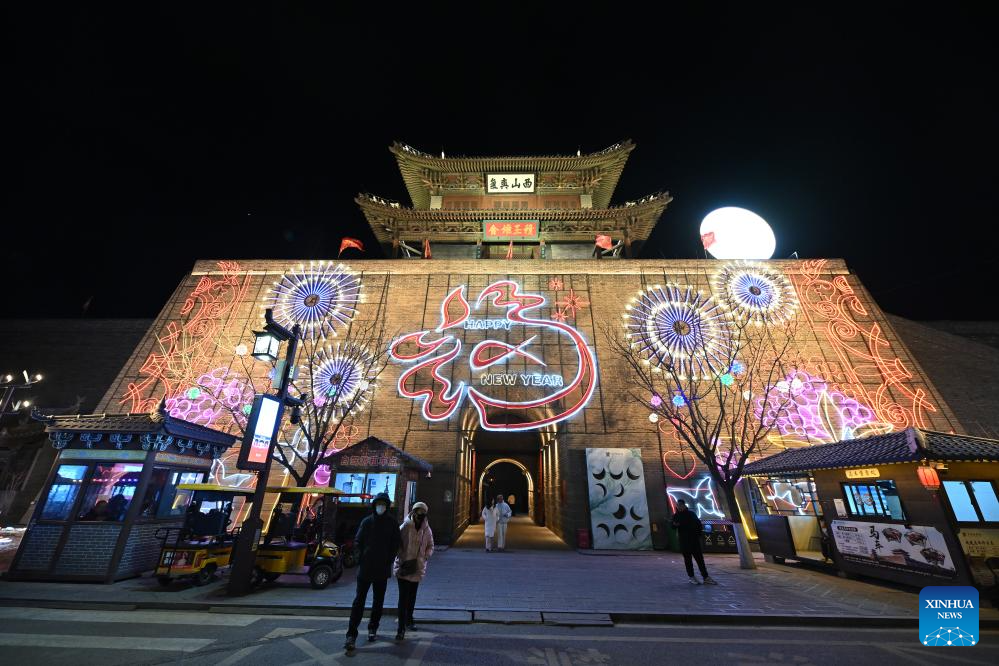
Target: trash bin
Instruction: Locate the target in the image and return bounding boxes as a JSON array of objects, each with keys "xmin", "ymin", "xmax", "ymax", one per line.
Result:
[{"xmin": 576, "ymin": 527, "xmax": 591, "ymax": 549}]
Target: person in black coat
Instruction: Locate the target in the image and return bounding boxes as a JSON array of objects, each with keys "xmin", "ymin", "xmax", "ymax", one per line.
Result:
[
  {"xmin": 345, "ymin": 492, "xmax": 401, "ymax": 651},
  {"xmin": 671, "ymin": 499, "xmax": 717, "ymax": 585}
]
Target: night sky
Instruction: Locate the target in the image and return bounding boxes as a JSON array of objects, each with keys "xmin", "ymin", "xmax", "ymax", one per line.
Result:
[{"xmin": 5, "ymin": 4, "xmax": 995, "ymax": 321}]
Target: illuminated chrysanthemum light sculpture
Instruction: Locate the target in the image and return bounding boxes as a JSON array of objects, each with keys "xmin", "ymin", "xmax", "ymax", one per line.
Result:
[
  {"xmin": 624, "ymin": 284, "xmax": 733, "ymax": 379},
  {"xmin": 713, "ymin": 261, "xmax": 798, "ymax": 325},
  {"xmin": 265, "ymin": 261, "xmax": 361, "ymax": 340},
  {"xmin": 298, "ymin": 343, "xmax": 380, "ymax": 422}
]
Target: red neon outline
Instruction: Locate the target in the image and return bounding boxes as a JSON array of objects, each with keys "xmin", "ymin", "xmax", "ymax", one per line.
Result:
[{"xmin": 467, "ymin": 281, "xmax": 597, "ymax": 431}]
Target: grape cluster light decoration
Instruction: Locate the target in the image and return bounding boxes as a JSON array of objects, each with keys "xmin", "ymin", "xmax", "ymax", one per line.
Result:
[
  {"xmin": 624, "ymin": 284, "xmax": 732, "ymax": 379},
  {"xmin": 713, "ymin": 261, "xmax": 798, "ymax": 325},
  {"xmin": 266, "ymin": 261, "xmax": 361, "ymax": 340}
]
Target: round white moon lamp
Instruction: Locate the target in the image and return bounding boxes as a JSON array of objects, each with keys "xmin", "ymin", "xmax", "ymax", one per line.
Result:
[{"xmin": 699, "ymin": 207, "xmax": 776, "ymax": 260}]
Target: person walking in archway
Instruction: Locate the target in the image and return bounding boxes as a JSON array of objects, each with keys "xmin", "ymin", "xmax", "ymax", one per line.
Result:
[
  {"xmin": 495, "ymin": 494, "xmax": 512, "ymax": 552},
  {"xmin": 345, "ymin": 493, "xmax": 401, "ymax": 652},
  {"xmin": 481, "ymin": 496, "xmax": 498, "ymax": 552},
  {"xmin": 394, "ymin": 501, "xmax": 434, "ymax": 641}
]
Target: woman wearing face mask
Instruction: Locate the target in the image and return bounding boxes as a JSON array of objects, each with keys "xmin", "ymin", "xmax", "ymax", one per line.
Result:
[
  {"xmin": 481, "ymin": 496, "xmax": 498, "ymax": 552},
  {"xmin": 393, "ymin": 501, "xmax": 434, "ymax": 641}
]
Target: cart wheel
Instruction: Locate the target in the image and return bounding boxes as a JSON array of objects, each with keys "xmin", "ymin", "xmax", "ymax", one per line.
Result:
[
  {"xmin": 193, "ymin": 563, "xmax": 217, "ymax": 586},
  {"xmin": 263, "ymin": 571, "xmax": 281, "ymax": 582},
  {"xmin": 157, "ymin": 576, "xmax": 172, "ymax": 587},
  {"xmin": 310, "ymin": 564, "xmax": 333, "ymax": 589}
]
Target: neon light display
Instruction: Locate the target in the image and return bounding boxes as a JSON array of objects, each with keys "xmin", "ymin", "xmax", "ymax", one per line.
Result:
[
  {"xmin": 756, "ymin": 370, "xmax": 888, "ymax": 446},
  {"xmin": 121, "ymin": 261, "xmax": 251, "ymax": 413},
  {"xmin": 625, "ymin": 284, "xmax": 732, "ymax": 379},
  {"xmin": 266, "ymin": 262, "xmax": 360, "ymax": 340},
  {"xmin": 299, "ymin": 343, "xmax": 378, "ymax": 421},
  {"xmin": 389, "ymin": 281, "xmax": 597, "ymax": 431},
  {"xmin": 713, "ymin": 261, "xmax": 798, "ymax": 324},
  {"xmin": 667, "ymin": 476, "xmax": 725, "ymax": 519},
  {"xmin": 793, "ymin": 260, "xmax": 938, "ymax": 430},
  {"xmin": 165, "ymin": 367, "xmax": 255, "ymax": 429},
  {"xmin": 555, "ymin": 288, "xmax": 589, "ymax": 319}
]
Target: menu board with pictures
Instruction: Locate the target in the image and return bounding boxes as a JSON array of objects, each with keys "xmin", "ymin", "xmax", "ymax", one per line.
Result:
[{"xmin": 831, "ymin": 519, "xmax": 956, "ymax": 577}]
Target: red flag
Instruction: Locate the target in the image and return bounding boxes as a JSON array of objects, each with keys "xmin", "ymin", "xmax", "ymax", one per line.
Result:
[
  {"xmin": 700, "ymin": 231, "xmax": 716, "ymax": 250},
  {"xmin": 338, "ymin": 237, "xmax": 365, "ymax": 256},
  {"xmin": 505, "ymin": 240, "xmax": 514, "ymax": 260},
  {"xmin": 423, "ymin": 238, "xmax": 432, "ymax": 259},
  {"xmin": 594, "ymin": 234, "xmax": 613, "ymax": 250}
]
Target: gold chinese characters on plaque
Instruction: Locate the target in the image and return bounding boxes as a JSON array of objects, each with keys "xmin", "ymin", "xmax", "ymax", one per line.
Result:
[{"xmin": 845, "ymin": 468, "xmax": 880, "ymax": 479}]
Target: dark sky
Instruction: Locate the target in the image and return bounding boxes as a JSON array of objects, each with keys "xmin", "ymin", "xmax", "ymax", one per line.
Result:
[{"xmin": 5, "ymin": 4, "xmax": 995, "ymax": 321}]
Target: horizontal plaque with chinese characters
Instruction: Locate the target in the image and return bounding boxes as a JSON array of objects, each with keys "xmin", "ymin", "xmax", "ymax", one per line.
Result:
[
  {"xmin": 845, "ymin": 467, "xmax": 880, "ymax": 479},
  {"xmin": 483, "ymin": 220, "xmax": 539, "ymax": 241},
  {"xmin": 486, "ymin": 174, "xmax": 535, "ymax": 193}
]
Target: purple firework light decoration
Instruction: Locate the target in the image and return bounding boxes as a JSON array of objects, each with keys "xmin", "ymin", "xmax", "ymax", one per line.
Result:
[
  {"xmin": 266, "ymin": 261, "xmax": 361, "ymax": 340},
  {"xmin": 625, "ymin": 283, "xmax": 733, "ymax": 379},
  {"xmin": 756, "ymin": 370, "xmax": 887, "ymax": 444},
  {"xmin": 713, "ymin": 261, "xmax": 798, "ymax": 325},
  {"xmin": 299, "ymin": 343, "xmax": 379, "ymax": 421}
]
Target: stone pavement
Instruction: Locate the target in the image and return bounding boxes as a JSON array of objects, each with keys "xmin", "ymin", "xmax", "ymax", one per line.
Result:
[
  {"xmin": 5, "ymin": 543, "xmax": 994, "ymax": 625},
  {"xmin": 453, "ymin": 516, "xmax": 570, "ymax": 551}
]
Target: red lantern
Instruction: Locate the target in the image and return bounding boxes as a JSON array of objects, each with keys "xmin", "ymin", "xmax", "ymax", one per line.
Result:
[{"xmin": 917, "ymin": 465, "xmax": 941, "ymax": 491}]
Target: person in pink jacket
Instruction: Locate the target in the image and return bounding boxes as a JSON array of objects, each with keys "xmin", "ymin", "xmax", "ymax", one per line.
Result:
[{"xmin": 393, "ymin": 501, "xmax": 434, "ymax": 641}]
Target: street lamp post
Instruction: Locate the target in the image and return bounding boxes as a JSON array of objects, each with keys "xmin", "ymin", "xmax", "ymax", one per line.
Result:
[
  {"xmin": 227, "ymin": 309, "xmax": 303, "ymax": 596},
  {"xmin": 1, "ymin": 371, "xmax": 43, "ymax": 416}
]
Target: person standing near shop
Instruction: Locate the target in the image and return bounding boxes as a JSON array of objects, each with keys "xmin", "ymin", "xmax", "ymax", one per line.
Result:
[
  {"xmin": 495, "ymin": 493, "xmax": 512, "ymax": 552},
  {"xmin": 481, "ymin": 497, "xmax": 498, "ymax": 552},
  {"xmin": 345, "ymin": 492, "xmax": 401, "ymax": 652},
  {"xmin": 671, "ymin": 499, "xmax": 717, "ymax": 585},
  {"xmin": 394, "ymin": 501, "xmax": 434, "ymax": 641}
]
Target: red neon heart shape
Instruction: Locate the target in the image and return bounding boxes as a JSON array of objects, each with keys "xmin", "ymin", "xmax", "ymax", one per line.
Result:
[{"xmin": 662, "ymin": 450, "xmax": 697, "ymax": 480}]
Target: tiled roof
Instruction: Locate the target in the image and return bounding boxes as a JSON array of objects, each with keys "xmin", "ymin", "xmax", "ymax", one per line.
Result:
[
  {"xmin": 36, "ymin": 410, "xmax": 236, "ymax": 447},
  {"xmin": 333, "ymin": 436, "xmax": 433, "ymax": 472},
  {"xmin": 743, "ymin": 428, "xmax": 999, "ymax": 476}
]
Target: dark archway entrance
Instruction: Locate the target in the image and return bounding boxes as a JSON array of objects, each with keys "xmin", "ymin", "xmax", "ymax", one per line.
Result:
[{"xmin": 452, "ymin": 412, "xmax": 567, "ymax": 549}]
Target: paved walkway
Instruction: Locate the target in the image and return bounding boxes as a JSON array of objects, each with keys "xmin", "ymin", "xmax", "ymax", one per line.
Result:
[
  {"xmin": 5, "ymin": 545, "xmax": 990, "ymax": 624},
  {"xmin": 453, "ymin": 516, "xmax": 569, "ymax": 551}
]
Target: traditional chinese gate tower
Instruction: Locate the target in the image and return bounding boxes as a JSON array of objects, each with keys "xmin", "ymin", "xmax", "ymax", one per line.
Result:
[
  {"xmin": 96, "ymin": 140, "xmax": 961, "ymax": 553},
  {"xmin": 357, "ymin": 141, "xmax": 671, "ymax": 259}
]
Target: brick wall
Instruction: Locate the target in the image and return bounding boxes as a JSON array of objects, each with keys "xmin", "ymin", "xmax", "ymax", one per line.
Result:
[
  {"xmin": 92, "ymin": 258, "xmax": 964, "ymax": 550},
  {"xmin": 53, "ymin": 523, "xmax": 121, "ymax": 577},
  {"xmin": 14, "ymin": 524, "xmax": 61, "ymax": 571},
  {"xmin": 117, "ymin": 521, "xmax": 182, "ymax": 578}
]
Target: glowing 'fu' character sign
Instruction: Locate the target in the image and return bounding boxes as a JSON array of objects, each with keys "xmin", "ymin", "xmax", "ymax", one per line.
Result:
[{"xmin": 389, "ymin": 281, "xmax": 598, "ymax": 431}]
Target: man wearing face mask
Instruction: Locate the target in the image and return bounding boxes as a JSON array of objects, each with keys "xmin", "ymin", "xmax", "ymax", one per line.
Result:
[
  {"xmin": 345, "ymin": 492, "xmax": 401, "ymax": 652},
  {"xmin": 393, "ymin": 501, "xmax": 434, "ymax": 641}
]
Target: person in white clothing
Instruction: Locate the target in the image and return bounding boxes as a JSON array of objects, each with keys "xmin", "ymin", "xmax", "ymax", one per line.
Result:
[
  {"xmin": 495, "ymin": 494, "xmax": 512, "ymax": 551},
  {"xmin": 481, "ymin": 497, "xmax": 498, "ymax": 552}
]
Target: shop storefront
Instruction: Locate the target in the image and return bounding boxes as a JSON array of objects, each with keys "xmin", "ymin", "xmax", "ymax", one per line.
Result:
[
  {"xmin": 8, "ymin": 408, "xmax": 234, "ymax": 582},
  {"xmin": 744, "ymin": 428, "xmax": 999, "ymax": 601},
  {"xmin": 324, "ymin": 436, "xmax": 432, "ymax": 542}
]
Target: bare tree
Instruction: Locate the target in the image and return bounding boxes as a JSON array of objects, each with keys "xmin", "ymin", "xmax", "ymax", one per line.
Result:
[
  {"xmin": 155, "ymin": 317, "xmax": 392, "ymax": 488},
  {"xmin": 604, "ymin": 287, "xmax": 801, "ymax": 570},
  {"xmin": 276, "ymin": 319, "xmax": 392, "ymax": 487}
]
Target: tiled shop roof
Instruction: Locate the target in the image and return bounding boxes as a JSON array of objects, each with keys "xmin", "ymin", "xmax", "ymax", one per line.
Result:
[
  {"xmin": 34, "ymin": 406, "xmax": 237, "ymax": 446},
  {"xmin": 743, "ymin": 428, "xmax": 999, "ymax": 476},
  {"xmin": 331, "ymin": 436, "xmax": 433, "ymax": 472}
]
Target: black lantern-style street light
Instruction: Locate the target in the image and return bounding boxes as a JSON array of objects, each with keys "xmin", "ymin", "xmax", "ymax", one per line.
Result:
[
  {"xmin": 227, "ymin": 309, "xmax": 305, "ymax": 596},
  {"xmin": 251, "ymin": 329, "xmax": 282, "ymax": 362}
]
